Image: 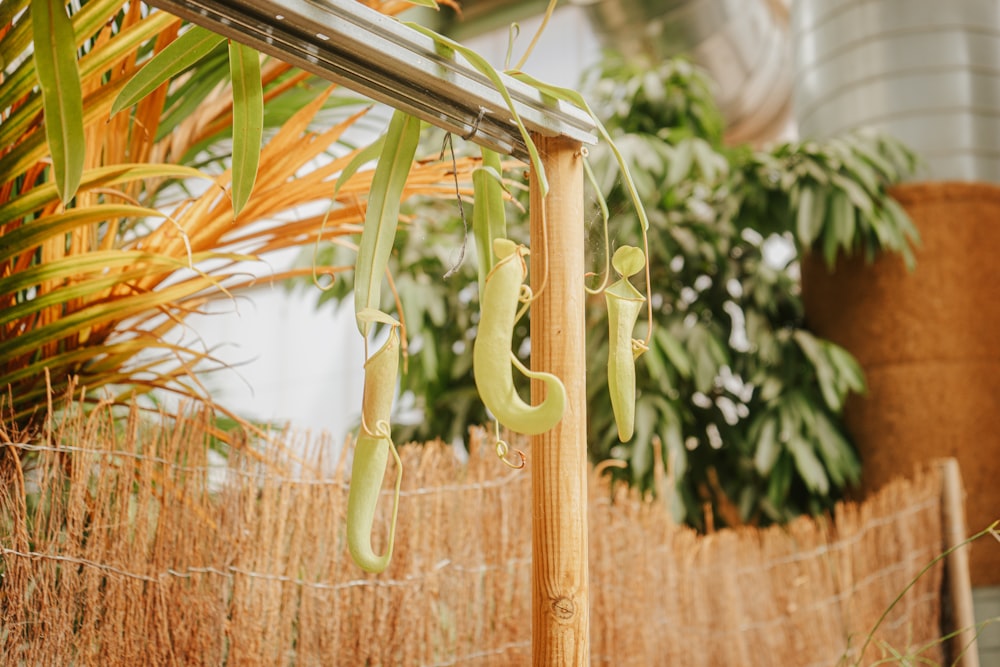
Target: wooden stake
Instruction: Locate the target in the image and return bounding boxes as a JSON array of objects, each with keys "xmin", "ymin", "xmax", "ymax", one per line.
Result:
[
  {"xmin": 529, "ymin": 133, "xmax": 589, "ymax": 666},
  {"xmin": 939, "ymin": 458, "xmax": 980, "ymax": 667}
]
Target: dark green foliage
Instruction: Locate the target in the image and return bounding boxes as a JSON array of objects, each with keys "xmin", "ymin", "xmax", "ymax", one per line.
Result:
[
  {"xmin": 584, "ymin": 54, "xmax": 916, "ymax": 528},
  {"xmin": 303, "ymin": 54, "xmax": 917, "ymax": 530}
]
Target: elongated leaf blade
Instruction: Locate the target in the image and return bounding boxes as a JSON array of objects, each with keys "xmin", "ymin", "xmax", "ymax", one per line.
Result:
[
  {"xmin": 796, "ymin": 185, "xmax": 819, "ymax": 246},
  {"xmin": 509, "ymin": 70, "xmax": 650, "ymax": 231},
  {"xmin": 0, "ymin": 274, "xmax": 225, "ymax": 361},
  {"xmin": 228, "ymin": 40, "xmax": 263, "ymax": 218},
  {"xmin": 332, "ymin": 135, "xmax": 385, "ymax": 198},
  {"xmin": 0, "ymin": 11, "xmax": 180, "ymax": 155},
  {"xmin": 472, "ymin": 147, "xmax": 506, "ymax": 297},
  {"xmin": 0, "ymin": 164, "xmax": 207, "ymax": 225},
  {"xmin": 405, "ymin": 22, "xmax": 548, "ymax": 198},
  {"xmin": 666, "ymin": 140, "xmax": 693, "ymax": 186},
  {"xmin": 31, "ymin": 0, "xmax": 85, "ymax": 204},
  {"xmin": 0, "ymin": 253, "xmax": 205, "ymax": 327},
  {"xmin": 0, "ymin": 204, "xmax": 166, "ymax": 263},
  {"xmin": 353, "ymin": 110, "xmax": 421, "ymax": 336},
  {"xmin": 111, "ymin": 25, "xmax": 225, "ymax": 116}
]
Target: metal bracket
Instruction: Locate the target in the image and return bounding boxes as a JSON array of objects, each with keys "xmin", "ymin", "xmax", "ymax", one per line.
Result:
[{"xmin": 145, "ymin": 0, "xmax": 597, "ymax": 160}]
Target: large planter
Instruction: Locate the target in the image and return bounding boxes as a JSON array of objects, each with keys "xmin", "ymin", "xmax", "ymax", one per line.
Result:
[{"xmin": 801, "ymin": 182, "xmax": 1000, "ymax": 585}]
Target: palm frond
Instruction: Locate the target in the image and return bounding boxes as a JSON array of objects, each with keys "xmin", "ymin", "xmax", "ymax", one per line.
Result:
[{"xmin": 1, "ymin": 1, "xmax": 476, "ymax": 435}]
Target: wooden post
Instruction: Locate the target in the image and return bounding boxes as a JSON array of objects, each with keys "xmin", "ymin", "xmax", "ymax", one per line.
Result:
[
  {"xmin": 529, "ymin": 133, "xmax": 589, "ymax": 665},
  {"xmin": 939, "ymin": 458, "xmax": 980, "ymax": 667}
]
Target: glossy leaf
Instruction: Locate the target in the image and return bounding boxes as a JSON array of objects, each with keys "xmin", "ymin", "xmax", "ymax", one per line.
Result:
[
  {"xmin": 509, "ymin": 70, "xmax": 652, "ymax": 231},
  {"xmin": 31, "ymin": 0, "xmax": 85, "ymax": 204},
  {"xmin": 406, "ymin": 22, "xmax": 549, "ymax": 198},
  {"xmin": 228, "ymin": 40, "xmax": 264, "ymax": 217},
  {"xmin": 111, "ymin": 26, "xmax": 225, "ymax": 116},
  {"xmin": 353, "ymin": 110, "xmax": 422, "ymax": 336},
  {"xmin": 0, "ymin": 164, "xmax": 206, "ymax": 225},
  {"xmin": 753, "ymin": 416, "xmax": 779, "ymax": 475},
  {"xmin": 0, "ymin": 205, "xmax": 166, "ymax": 263},
  {"xmin": 472, "ymin": 148, "xmax": 507, "ymax": 297},
  {"xmin": 787, "ymin": 435, "xmax": 829, "ymax": 495},
  {"xmin": 666, "ymin": 140, "xmax": 693, "ymax": 186},
  {"xmin": 331, "ymin": 134, "xmax": 386, "ymax": 199},
  {"xmin": 795, "ymin": 185, "xmax": 824, "ymax": 246}
]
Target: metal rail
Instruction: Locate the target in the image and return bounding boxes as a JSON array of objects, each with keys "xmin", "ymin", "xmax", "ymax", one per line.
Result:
[{"xmin": 145, "ymin": 0, "xmax": 597, "ymax": 160}]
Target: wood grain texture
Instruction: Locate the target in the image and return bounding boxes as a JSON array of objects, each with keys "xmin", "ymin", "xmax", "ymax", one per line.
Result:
[
  {"xmin": 939, "ymin": 459, "xmax": 981, "ymax": 667},
  {"xmin": 528, "ymin": 133, "xmax": 589, "ymax": 666}
]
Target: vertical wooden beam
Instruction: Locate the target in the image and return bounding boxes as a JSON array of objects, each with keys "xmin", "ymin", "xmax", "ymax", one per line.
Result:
[
  {"xmin": 529, "ymin": 133, "xmax": 589, "ymax": 666},
  {"xmin": 939, "ymin": 458, "xmax": 980, "ymax": 667}
]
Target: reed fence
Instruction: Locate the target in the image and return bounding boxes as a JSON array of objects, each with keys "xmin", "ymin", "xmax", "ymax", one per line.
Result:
[{"xmin": 0, "ymin": 401, "xmax": 966, "ymax": 665}]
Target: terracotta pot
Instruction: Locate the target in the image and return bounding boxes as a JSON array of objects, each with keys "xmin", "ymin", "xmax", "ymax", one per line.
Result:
[{"xmin": 801, "ymin": 181, "xmax": 1000, "ymax": 585}]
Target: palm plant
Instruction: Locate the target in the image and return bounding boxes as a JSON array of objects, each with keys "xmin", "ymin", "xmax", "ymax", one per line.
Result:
[{"xmin": 0, "ymin": 0, "xmax": 471, "ymax": 437}]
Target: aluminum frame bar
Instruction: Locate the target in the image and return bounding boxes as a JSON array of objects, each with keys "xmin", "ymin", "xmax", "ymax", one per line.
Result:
[{"xmin": 145, "ymin": 0, "xmax": 596, "ymax": 160}]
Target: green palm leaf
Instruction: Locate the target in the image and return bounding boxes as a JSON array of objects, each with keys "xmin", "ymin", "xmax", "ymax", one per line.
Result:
[
  {"xmin": 30, "ymin": 0, "xmax": 85, "ymax": 204},
  {"xmin": 228, "ymin": 40, "xmax": 263, "ymax": 217},
  {"xmin": 112, "ymin": 26, "xmax": 225, "ymax": 116}
]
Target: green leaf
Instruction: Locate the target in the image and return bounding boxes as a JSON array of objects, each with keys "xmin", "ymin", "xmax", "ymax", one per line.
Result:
[
  {"xmin": 655, "ymin": 327, "xmax": 691, "ymax": 378},
  {"xmin": 753, "ymin": 416, "xmax": 779, "ymax": 475},
  {"xmin": 0, "ymin": 163, "xmax": 208, "ymax": 225},
  {"xmin": 836, "ymin": 143, "xmax": 880, "ymax": 195},
  {"xmin": 758, "ymin": 375, "xmax": 783, "ymax": 402},
  {"xmin": 0, "ymin": 11, "xmax": 179, "ymax": 156},
  {"xmin": 472, "ymin": 148, "xmax": 507, "ymax": 297},
  {"xmin": 833, "ymin": 189, "xmax": 856, "ymax": 249},
  {"xmin": 787, "ymin": 435, "xmax": 830, "ymax": 495},
  {"xmin": 659, "ymin": 404, "xmax": 686, "ymax": 478},
  {"xmin": 228, "ymin": 40, "xmax": 264, "ymax": 218},
  {"xmin": 0, "ymin": 204, "xmax": 167, "ymax": 263},
  {"xmin": 822, "ymin": 190, "xmax": 853, "ymax": 267},
  {"xmin": 691, "ymin": 137, "xmax": 724, "ymax": 182},
  {"xmin": 31, "ymin": 0, "xmax": 85, "ymax": 204},
  {"xmin": 157, "ymin": 45, "xmax": 231, "ymax": 143},
  {"xmin": 421, "ymin": 332, "xmax": 439, "ymax": 380},
  {"xmin": 406, "ymin": 22, "xmax": 549, "ymax": 198},
  {"xmin": 666, "ymin": 139, "xmax": 693, "ymax": 186},
  {"xmin": 795, "ymin": 185, "xmax": 823, "ymax": 248},
  {"xmin": 507, "ymin": 69, "xmax": 655, "ymax": 233},
  {"xmin": 812, "ymin": 411, "xmax": 859, "ymax": 487},
  {"xmin": 630, "ymin": 396, "xmax": 658, "ymax": 482},
  {"xmin": 353, "ymin": 110, "xmax": 422, "ymax": 336},
  {"xmin": 827, "ymin": 343, "xmax": 866, "ymax": 395},
  {"xmin": 844, "ymin": 132, "xmax": 898, "ymax": 181},
  {"xmin": 640, "ymin": 336, "xmax": 675, "ymax": 395},
  {"xmin": 767, "ymin": 452, "xmax": 793, "ymax": 509},
  {"xmin": 332, "ymin": 134, "xmax": 386, "ymax": 199},
  {"xmin": 831, "ymin": 171, "xmax": 874, "ymax": 215},
  {"xmin": 794, "ymin": 331, "xmax": 840, "ymax": 411},
  {"xmin": 111, "ymin": 26, "xmax": 225, "ymax": 116},
  {"xmin": 884, "ymin": 195, "xmax": 920, "ymax": 245}
]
